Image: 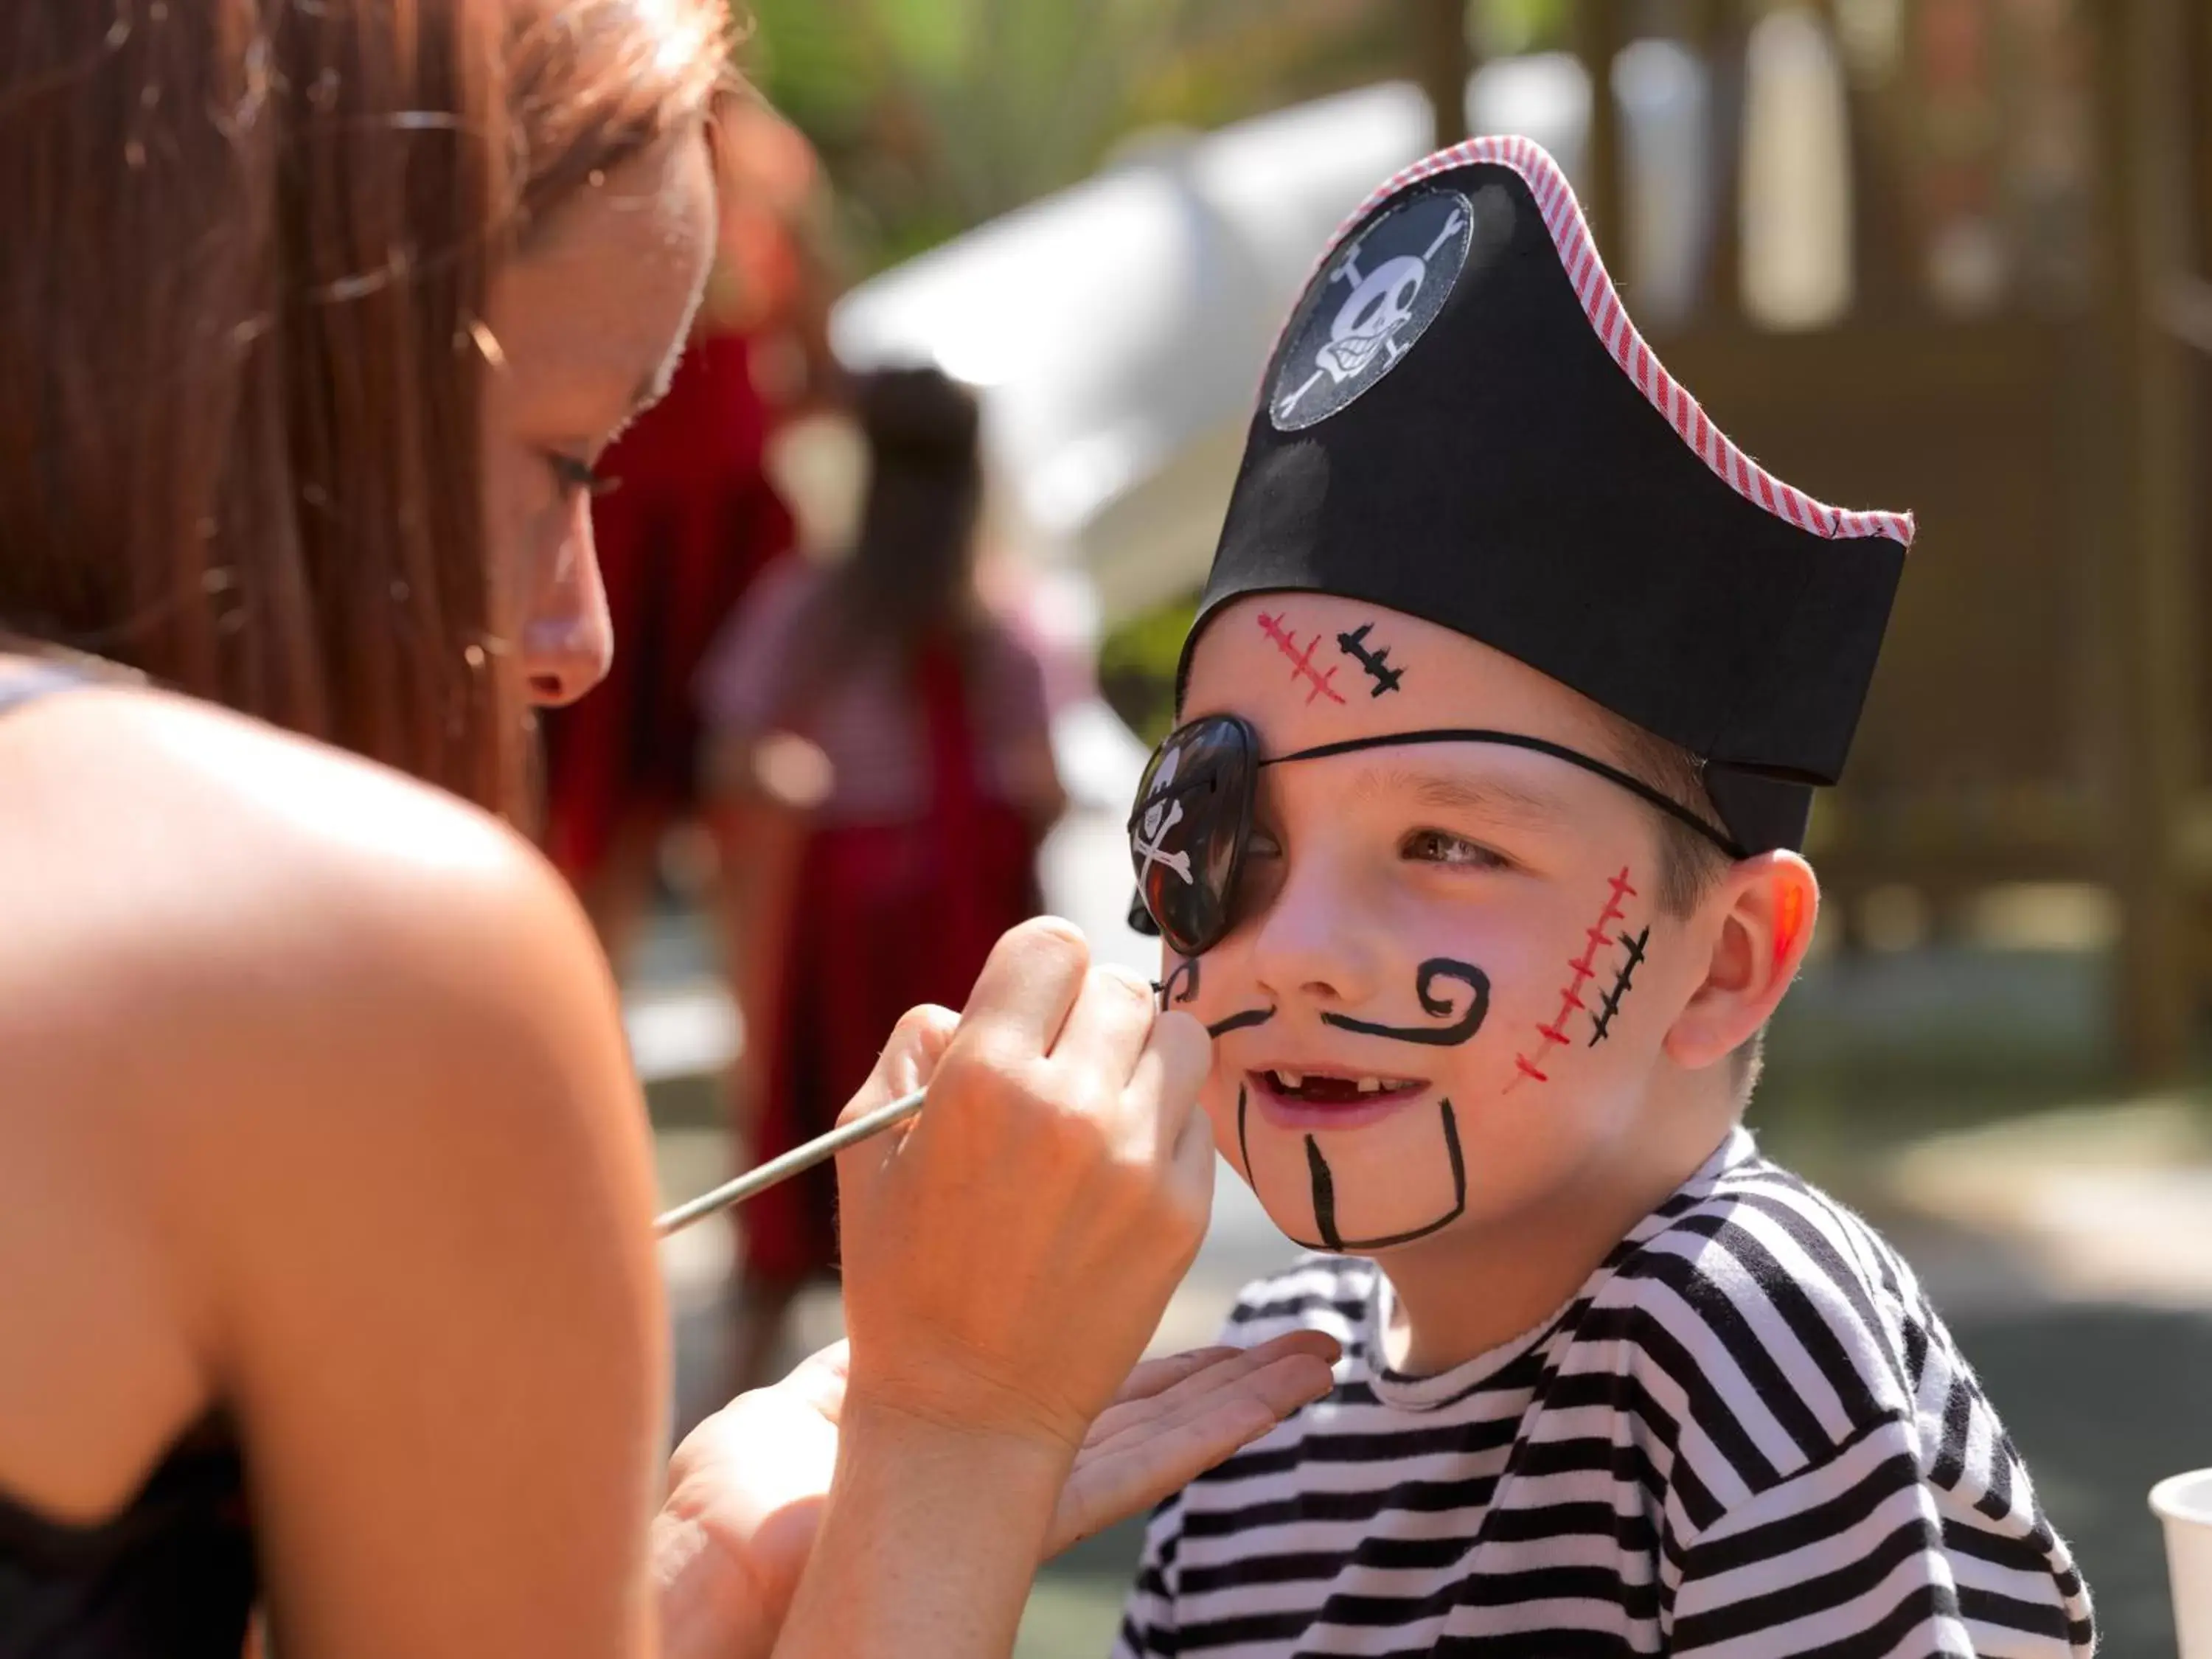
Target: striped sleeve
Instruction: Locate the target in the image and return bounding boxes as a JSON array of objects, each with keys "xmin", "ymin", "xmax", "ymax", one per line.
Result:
[
  {"xmin": 1671, "ymin": 1416, "xmax": 1971, "ymax": 1658},
  {"xmin": 1670, "ymin": 1411, "xmax": 2090, "ymax": 1659},
  {"xmin": 1113, "ymin": 1491, "xmax": 1186, "ymax": 1659}
]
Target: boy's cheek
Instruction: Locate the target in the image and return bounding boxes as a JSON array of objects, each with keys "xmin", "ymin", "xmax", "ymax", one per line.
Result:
[{"xmin": 1200, "ymin": 1073, "xmax": 1245, "ymax": 1176}]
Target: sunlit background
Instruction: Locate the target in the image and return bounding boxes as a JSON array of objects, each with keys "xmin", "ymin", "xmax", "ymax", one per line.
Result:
[{"xmin": 609, "ymin": 4, "xmax": 2212, "ymax": 1652}]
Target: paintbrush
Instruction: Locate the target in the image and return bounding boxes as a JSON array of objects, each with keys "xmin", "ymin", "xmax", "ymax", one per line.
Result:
[{"xmin": 653, "ymin": 1085, "xmax": 927, "ymax": 1237}]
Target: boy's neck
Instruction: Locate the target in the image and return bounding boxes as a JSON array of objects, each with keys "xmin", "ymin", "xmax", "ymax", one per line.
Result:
[{"xmin": 1376, "ymin": 1097, "xmax": 1739, "ymax": 1377}]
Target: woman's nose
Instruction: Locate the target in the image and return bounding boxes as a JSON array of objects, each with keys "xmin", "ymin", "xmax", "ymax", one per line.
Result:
[{"xmin": 520, "ymin": 509, "xmax": 613, "ymax": 707}]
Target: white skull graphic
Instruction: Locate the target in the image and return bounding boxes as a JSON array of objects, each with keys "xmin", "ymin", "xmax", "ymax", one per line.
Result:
[
  {"xmin": 1141, "ymin": 745, "xmax": 1182, "ymax": 840},
  {"xmin": 1273, "ymin": 200, "xmax": 1469, "ymax": 426},
  {"xmin": 1317, "ymin": 254, "xmax": 1426, "ymax": 383},
  {"xmin": 1135, "ymin": 745, "xmax": 1193, "ymax": 888}
]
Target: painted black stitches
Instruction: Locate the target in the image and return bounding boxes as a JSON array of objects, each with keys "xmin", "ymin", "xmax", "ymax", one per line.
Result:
[
  {"xmin": 1587, "ymin": 927, "xmax": 1649, "ymax": 1045},
  {"xmin": 1335, "ymin": 622, "xmax": 1404, "ymax": 695},
  {"xmin": 1321, "ymin": 959, "xmax": 1489, "ymax": 1046}
]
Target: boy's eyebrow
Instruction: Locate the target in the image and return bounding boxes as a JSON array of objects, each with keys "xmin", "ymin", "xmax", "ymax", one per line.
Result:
[{"xmin": 1353, "ymin": 765, "xmax": 1576, "ymax": 825}]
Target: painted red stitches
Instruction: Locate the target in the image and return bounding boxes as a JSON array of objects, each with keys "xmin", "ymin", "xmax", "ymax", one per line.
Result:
[
  {"xmin": 1509, "ymin": 867, "xmax": 1638, "ymax": 1092},
  {"xmin": 1291, "ymin": 138, "xmax": 1916, "ymax": 551},
  {"xmin": 1256, "ymin": 611, "xmax": 1347, "ymax": 706}
]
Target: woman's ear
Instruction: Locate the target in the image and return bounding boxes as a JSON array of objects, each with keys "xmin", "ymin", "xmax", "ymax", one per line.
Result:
[{"xmin": 1661, "ymin": 852, "xmax": 1818, "ymax": 1071}]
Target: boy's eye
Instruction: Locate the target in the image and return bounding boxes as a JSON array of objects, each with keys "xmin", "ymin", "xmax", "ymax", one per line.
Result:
[
  {"xmin": 1231, "ymin": 823, "xmax": 1285, "ymax": 914},
  {"xmin": 1402, "ymin": 828, "xmax": 1506, "ymax": 869}
]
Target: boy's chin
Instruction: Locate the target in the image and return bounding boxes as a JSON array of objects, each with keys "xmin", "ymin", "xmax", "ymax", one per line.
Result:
[{"xmin": 1231, "ymin": 1096, "xmax": 1470, "ymax": 1253}]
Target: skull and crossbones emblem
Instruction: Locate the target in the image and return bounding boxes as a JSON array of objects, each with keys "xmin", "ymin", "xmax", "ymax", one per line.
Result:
[
  {"xmin": 1133, "ymin": 745, "xmax": 1194, "ymax": 888},
  {"xmin": 1272, "ymin": 192, "xmax": 1471, "ymax": 429},
  {"xmin": 1316, "ymin": 252, "xmax": 1429, "ymax": 382}
]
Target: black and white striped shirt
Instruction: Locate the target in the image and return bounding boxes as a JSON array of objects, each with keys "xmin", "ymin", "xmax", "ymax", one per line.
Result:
[{"xmin": 1117, "ymin": 1130, "xmax": 2094, "ymax": 1657}]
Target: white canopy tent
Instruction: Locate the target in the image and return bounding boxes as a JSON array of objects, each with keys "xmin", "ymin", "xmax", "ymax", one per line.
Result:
[
  {"xmin": 827, "ymin": 33, "xmax": 1849, "ymax": 965},
  {"xmin": 828, "ymin": 46, "xmax": 1748, "ymax": 625}
]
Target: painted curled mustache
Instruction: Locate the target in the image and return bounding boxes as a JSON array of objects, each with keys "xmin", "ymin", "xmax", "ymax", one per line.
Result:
[
  {"xmin": 1319, "ymin": 958, "xmax": 1489, "ymax": 1046},
  {"xmin": 1207, "ymin": 1006, "xmax": 1276, "ymax": 1037}
]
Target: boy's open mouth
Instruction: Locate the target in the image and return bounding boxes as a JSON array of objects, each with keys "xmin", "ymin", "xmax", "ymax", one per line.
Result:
[{"xmin": 1251, "ymin": 1068, "xmax": 1427, "ymax": 1109}]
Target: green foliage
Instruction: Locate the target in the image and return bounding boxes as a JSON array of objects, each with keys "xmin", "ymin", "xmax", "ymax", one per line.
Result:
[
  {"xmin": 737, "ymin": 0, "xmax": 1407, "ymax": 273},
  {"xmin": 1471, "ymin": 0, "xmax": 1571, "ymax": 58},
  {"xmin": 1096, "ymin": 590, "xmax": 1202, "ymax": 745}
]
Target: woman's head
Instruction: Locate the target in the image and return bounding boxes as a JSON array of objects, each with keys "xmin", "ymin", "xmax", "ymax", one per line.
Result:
[
  {"xmin": 827, "ymin": 365, "xmax": 984, "ymax": 655},
  {"xmin": 0, "ymin": 0, "xmax": 730, "ymax": 813}
]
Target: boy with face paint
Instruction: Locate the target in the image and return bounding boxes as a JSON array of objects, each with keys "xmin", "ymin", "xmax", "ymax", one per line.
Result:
[{"xmin": 1115, "ymin": 140, "xmax": 2093, "ymax": 1656}]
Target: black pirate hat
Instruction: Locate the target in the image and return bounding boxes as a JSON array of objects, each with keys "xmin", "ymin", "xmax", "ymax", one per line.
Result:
[{"xmin": 1183, "ymin": 136, "xmax": 1912, "ymax": 855}]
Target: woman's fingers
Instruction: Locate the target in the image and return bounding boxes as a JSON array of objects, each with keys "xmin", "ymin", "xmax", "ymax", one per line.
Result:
[
  {"xmin": 1113, "ymin": 1006, "xmax": 1208, "ymax": 1172},
  {"xmin": 832, "ymin": 1003, "xmax": 959, "ymax": 1213},
  {"xmin": 833, "ymin": 918, "xmax": 1222, "ymax": 1453},
  {"xmin": 1046, "ymin": 964, "xmax": 1158, "ymax": 1093},
  {"xmin": 1045, "ymin": 1340, "xmax": 1340, "ymax": 1557},
  {"xmin": 841, "ymin": 1004, "xmax": 959, "ymax": 1124},
  {"xmin": 950, "ymin": 916, "xmax": 1091, "ymax": 1053}
]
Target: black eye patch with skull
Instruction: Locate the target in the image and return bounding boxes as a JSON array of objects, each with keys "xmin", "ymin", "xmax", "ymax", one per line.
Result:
[{"xmin": 1269, "ymin": 187, "xmax": 1471, "ymax": 432}]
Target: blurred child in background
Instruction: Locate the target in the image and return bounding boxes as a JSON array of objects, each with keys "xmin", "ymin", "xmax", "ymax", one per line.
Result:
[{"xmin": 699, "ymin": 365, "xmax": 1067, "ymax": 1388}]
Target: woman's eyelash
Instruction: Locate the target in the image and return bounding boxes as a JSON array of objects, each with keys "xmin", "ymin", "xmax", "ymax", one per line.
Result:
[{"xmin": 547, "ymin": 453, "xmax": 619, "ymax": 498}]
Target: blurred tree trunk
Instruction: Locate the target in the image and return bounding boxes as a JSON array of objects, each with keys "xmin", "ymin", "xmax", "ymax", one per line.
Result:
[
  {"xmin": 1571, "ymin": 0, "xmax": 1627, "ymax": 262},
  {"xmin": 1809, "ymin": 0, "xmax": 1920, "ymax": 323},
  {"xmin": 2087, "ymin": 0, "xmax": 2201, "ymax": 1079},
  {"xmin": 1411, "ymin": 0, "xmax": 1472, "ymax": 150},
  {"xmin": 1689, "ymin": 0, "xmax": 1746, "ymax": 321}
]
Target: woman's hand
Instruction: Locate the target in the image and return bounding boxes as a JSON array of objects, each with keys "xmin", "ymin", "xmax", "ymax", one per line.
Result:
[
  {"xmin": 652, "ymin": 1332, "xmax": 1338, "ymax": 1658},
  {"xmin": 833, "ymin": 920, "xmax": 1221, "ymax": 1449},
  {"xmin": 660, "ymin": 917, "xmax": 1313, "ymax": 1658}
]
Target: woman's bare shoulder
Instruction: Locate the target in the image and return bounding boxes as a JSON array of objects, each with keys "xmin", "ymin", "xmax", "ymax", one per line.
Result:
[
  {"xmin": 0, "ymin": 684, "xmax": 659, "ymax": 1516},
  {"xmin": 7, "ymin": 683, "xmax": 574, "ymax": 970},
  {"xmin": 0, "ymin": 681, "xmax": 647, "ymax": 1204}
]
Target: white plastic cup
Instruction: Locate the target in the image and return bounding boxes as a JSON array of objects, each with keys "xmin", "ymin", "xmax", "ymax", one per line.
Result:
[{"xmin": 2152, "ymin": 1468, "xmax": 2212, "ymax": 1656}]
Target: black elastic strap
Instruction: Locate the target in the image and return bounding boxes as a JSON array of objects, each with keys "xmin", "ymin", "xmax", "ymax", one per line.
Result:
[{"xmin": 1265, "ymin": 728, "xmax": 1748, "ymax": 860}]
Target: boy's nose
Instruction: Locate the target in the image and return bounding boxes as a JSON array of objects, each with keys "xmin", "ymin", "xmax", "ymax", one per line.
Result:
[{"xmin": 1248, "ymin": 858, "xmax": 1385, "ymax": 1013}]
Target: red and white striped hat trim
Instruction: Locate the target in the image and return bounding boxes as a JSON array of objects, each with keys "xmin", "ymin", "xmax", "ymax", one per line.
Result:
[{"xmin": 1306, "ymin": 135, "xmax": 1915, "ymax": 549}]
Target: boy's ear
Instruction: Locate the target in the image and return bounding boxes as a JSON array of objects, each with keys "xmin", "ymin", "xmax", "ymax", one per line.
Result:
[{"xmin": 1661, "ymin": 852, "xmax": 1818, "ymax": 1071}]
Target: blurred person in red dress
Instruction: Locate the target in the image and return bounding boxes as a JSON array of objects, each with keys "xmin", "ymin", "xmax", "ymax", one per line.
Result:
[
  {"xmin": 698, "ymin": 366, "xmax": 1068, "ymax": 1388},
  {"xmin": 542, "ymin": 95, "xmax": 836, "ymax": 967}
]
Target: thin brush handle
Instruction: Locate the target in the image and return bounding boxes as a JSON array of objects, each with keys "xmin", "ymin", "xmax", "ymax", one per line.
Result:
[{"xmin": 653, "ymin": 1086, "xmax": 928, "ymax": 1237}]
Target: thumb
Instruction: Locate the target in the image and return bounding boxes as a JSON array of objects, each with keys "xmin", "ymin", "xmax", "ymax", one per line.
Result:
[
  {"xmin": 834, "ymin": 1002, "xmax": 959, "ymax": 1206},
  {"xmin": 846, "ymin": 1003, "xmax": 961, "ymax": 1119}
]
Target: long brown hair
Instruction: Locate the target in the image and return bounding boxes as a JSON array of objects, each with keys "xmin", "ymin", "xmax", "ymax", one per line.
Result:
[
  {"xmin": 0, "ymin": 0, "xmax": 729, "ymax": 815},
  {"xmin": 790, "ymin": 366, "xmax": 987, "ymax": 689}
]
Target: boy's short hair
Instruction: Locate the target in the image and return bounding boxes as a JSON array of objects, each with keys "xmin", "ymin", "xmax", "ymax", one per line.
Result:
[
  {"xmin": 1601, "ymin": 712, "xmax": 1767, "ymax": 1098},
  {"xmin": 1601, "ymin": 715, "xmax": 1733, "ymax": 919}
]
